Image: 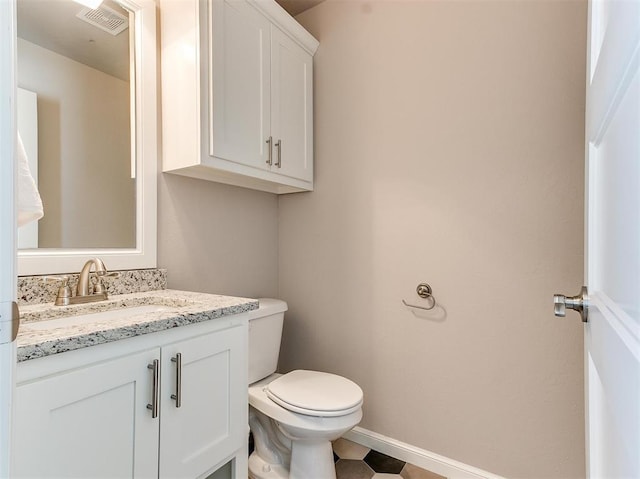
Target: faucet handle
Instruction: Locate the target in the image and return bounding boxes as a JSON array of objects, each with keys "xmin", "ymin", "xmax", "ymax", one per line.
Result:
[
  {"xmin": 92, "ymin": 271, "xmax": 120, "ymax": 294},
  {"xmin": 44, "ymin": 275, "xmax": 70, "ymax": 286},
  {"xmin": 44, "ymin": 275, "xmax": 73, "ymax": 306},
  {"xmin": 93, "ymin": 270, "xmax": 120, "ymax": 280}
]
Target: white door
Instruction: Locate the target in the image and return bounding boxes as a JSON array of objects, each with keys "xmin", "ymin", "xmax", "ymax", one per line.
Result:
[
  {"xmin": 0, "ymin": 0, "xmax": 17, "ymax": 477},
  {"xmin": 561, "ymin": 0, "xmax": 640, "ymax": 476}
]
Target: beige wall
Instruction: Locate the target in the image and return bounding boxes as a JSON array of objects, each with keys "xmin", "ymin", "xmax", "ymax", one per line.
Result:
[
  {"xmin": 278, "ymin": 1, "xmax": 587, "ymax": 477},
  {"xmin": 158, "ymin": 174, "xmax": 279, "ymax": 298},
  {"xmin": 17, "ymin": 38, "xmax": 134, "ymax": 249}
]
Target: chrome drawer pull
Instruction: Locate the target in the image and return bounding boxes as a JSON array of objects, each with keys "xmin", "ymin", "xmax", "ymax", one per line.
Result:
[
  {"xmin": 146, "ymin": 360, "xmax": 159, "ymax": 418},
  {"xmin": 266, "ymin": 137, "xmax": 273, "ymax": 165},
  {"xmin": 171, "ymin": 353, "xmax": 182, "ymax": 408},
  {"xmin": 275, "ymin": 139, "xmax": 282, "ymax": 168}
]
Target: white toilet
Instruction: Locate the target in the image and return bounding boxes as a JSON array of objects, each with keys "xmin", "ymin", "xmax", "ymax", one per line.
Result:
[{"xmin": 247, "ymin": 299, "xmax": 363, "ymax": 479}]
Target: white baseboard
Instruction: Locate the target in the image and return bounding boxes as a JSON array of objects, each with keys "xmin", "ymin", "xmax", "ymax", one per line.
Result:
[{"xmin": 343, "ymin": 427, "xmax": 505, "ymax": 479}]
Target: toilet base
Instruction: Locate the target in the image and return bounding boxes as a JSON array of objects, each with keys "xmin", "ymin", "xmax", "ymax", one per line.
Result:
[
  {"xmin": 289, "ymin": 440, "xmax": 336, "ymax": 479},
  {"xmin": 248, "ymin": 441, "xmax": 337, "ymax": 479},
  {"xmin": 248, "ymin": 452, "xmax": 289, "ymax": 479}
]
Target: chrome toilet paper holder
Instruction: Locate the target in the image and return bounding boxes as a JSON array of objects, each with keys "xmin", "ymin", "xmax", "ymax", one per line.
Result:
[{"xmin": 402, "ymin": 283, "xmax": 437, "ymax": 311}]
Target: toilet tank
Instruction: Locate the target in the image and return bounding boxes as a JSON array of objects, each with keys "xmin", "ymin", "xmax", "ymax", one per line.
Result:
[{"xmin": 248, "ymin": 298, "xmax": 288, "ymax": 384}]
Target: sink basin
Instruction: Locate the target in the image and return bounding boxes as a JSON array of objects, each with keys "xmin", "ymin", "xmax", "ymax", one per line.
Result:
[{"xmin": 24, "ymin": 304, "xmax": 174, "ymax": 331}]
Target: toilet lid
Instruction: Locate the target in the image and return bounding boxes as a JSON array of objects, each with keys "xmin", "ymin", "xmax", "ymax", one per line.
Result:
[{"xmin": 265, "ymin": 370, "xmax": 363, "ymax": 417}]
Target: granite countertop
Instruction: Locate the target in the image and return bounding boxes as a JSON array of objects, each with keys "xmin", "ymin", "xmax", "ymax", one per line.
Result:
[{"xmin": 17, "ymin": 289, "xmax": 259, "ymax": 362}]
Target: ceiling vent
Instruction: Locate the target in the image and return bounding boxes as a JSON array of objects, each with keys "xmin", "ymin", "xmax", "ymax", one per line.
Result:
[{"xmin": 76, "ymin": 5, "xmax": 129, "ymax": 36}]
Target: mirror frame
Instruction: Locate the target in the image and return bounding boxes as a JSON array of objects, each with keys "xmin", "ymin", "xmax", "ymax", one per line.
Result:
[{"xmin": 17, "ymin": 0, "xmax": 157, "ymax": 276}]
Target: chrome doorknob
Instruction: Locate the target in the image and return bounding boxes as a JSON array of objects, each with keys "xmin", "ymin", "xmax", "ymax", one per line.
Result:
[{"xmin": 553, "ymin": 286, "xmax": 588, "ymax": 322}]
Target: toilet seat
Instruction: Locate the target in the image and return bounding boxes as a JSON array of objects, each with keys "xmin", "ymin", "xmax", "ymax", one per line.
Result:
[
  {"xmin": 265, "ymin": 370, "xmax": 363, "ymax": 417},
  {"xmin": 249, "ymin": 374, "xmax": 363, "ymax": 433}
]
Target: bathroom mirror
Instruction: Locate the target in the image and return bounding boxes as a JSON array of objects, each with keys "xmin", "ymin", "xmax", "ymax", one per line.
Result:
[{"xmin": 16, "ymin": 0, "xmax": 157, "ymax": 276}]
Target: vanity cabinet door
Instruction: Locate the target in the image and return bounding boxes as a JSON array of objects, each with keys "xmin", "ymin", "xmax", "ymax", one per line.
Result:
[
  {"xmin": 12, "ymin": 348, "xmax": 161, "ymax": 479},
  {"xmin": 270, "ymin": 25, "xmax": 314, "ymax": 183},
  {"xmin": 159, "ymin": 324, "xmax": 247, "ymax": 478}
]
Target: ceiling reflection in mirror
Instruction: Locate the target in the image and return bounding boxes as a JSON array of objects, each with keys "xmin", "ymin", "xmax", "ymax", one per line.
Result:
[{"xmin": 17, "ymin": 0, "xmax": 136, "ymax": 250}]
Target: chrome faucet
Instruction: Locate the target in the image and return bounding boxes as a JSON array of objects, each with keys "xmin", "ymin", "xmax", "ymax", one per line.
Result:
[{"xmin": 47, "ymin": 258, "xmax": 119, "ymax": 306}]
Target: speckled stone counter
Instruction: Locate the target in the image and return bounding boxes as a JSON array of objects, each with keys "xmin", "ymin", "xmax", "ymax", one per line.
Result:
[
  {"xmin": 17, "ymin": 289, "xmax": 258, "ymax": 362},
  {"xmin": 17, "ymin": 268, "xmax": 168, "ymax": 305}
]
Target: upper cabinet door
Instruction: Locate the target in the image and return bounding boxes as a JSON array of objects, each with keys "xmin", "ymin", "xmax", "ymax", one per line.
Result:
[
  {"xmin": 270, "ymin": 26, "xmax": 313, "ymax": 183},
  {"xmin": 210, "ymin": 0, "xmax": 271, "ymax": 170}
]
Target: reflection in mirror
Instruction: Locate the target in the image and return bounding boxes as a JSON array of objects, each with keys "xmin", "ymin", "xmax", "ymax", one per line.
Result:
[{"xmin": 16, "ymin": 0, "xmax": 136, "ymax": 250}]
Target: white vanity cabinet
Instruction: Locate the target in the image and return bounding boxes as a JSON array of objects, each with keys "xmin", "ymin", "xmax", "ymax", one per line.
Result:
[
  {"xmin": 161, "ymin": 0, "xmax": 318, "ymax": 194},
  {"xmin": 12, "ymin": 348, "xmax": 161, "ymax": 478},
  {"xmin": 159, "ymin": 327, "xmax": 246, "ymax": 478},
  {"xmin": 12, "ymin": 318, "xmax": 248, "ymax": 479}
]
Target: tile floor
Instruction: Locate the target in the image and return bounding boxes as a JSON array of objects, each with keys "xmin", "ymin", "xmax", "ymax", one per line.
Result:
[
  {"xmin": 249, "ymin": 434, "xmax": 446, "ymax": 479},
  {"xmin": 332, "ymin": 438, "xmax": 446, "ymax": 479}
]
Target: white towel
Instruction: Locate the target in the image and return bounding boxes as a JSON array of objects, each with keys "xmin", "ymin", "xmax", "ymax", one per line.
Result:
[{"xmin": 16, "ymin": 132, "xmax": 43, "ymax": 227}]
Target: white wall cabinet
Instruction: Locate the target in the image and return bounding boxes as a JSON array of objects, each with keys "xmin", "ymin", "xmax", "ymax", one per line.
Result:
[
  {"xmin": 161, "ymin": 0, "xmax": 318, "ymax": 194},
  {"xmin": 12, "ymin": 318, "xmax": 248, "ymax": 479}
]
